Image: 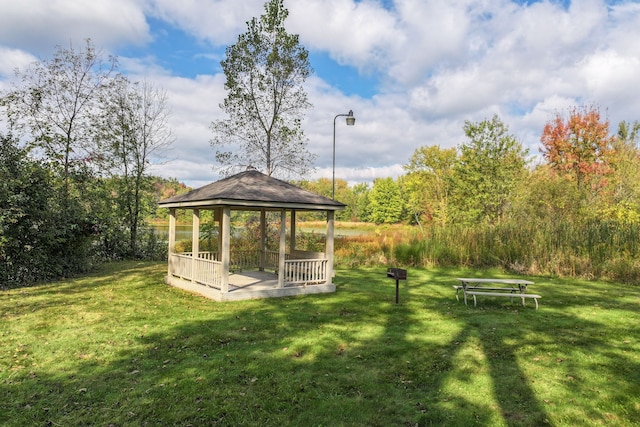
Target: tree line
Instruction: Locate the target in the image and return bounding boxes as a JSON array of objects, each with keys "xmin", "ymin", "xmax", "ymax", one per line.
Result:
[
  {"xmin": 0, "ymin": 0, "xmax": 319, "ymax": 287},
  {"xmin": 0, "ymin": 40, "xmax": 174, "ymax": 287},
  {"xmin": 294, "ymin": 108, "xmax": 640, "ymax": 283},
  {"xmin": 298, "ymin": 107, "xmax": 640, "ymax": 230},
  {"xmin": 3, "ymin": 0, "xmax": 640, "ymax": 287}
]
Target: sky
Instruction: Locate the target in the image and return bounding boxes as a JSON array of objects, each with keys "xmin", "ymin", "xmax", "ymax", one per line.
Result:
[{"xmin": 1, "ymin": 0, "xmax": 640, "ymax": 188}]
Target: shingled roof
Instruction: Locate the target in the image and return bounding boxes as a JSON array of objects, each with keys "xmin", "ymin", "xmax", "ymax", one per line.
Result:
[{"xmin": 158, "ymin": 169, "xmax": 345, "ymax": 211}]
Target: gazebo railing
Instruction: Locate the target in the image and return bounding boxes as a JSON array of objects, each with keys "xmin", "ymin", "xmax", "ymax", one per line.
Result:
[
  {"xmin": 187, "ymin": 250, "xmax": 299, "ymax": 272},
  {"xmin": 193, "ymin": 250, "xmax": 264, "ymax": 271},
  {"xmin": 265, "ymin": 250, "xmax": 280, "ymax": 271},
  {"xmin": 193, "ymin": 257, "xmax": 223, "ymax": 288},
  {"xmin": 284, "ymin": 258, "xmax": 328, "ymax": 284},
  {"xmin": 169, "ymin": 253, "xmax": 223, "ymax": 289},
  {"xmin": 171, "ymin": 250, "xmax": 328, "ymax": 288}
]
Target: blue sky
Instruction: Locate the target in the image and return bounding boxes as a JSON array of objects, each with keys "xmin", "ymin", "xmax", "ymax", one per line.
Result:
[
  {"xmin": 123, "ymin": 17, "xmax": 220, "ymax": 77},
  {"xmin": 129, "ymin": 16, "xmax": 380, "ymax": 97},
  {"xmin": 1, "ymin": 0, "xmax": 640, "ymax": 187}
]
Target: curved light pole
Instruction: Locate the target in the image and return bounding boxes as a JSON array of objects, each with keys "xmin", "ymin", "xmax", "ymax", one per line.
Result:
[{"xmin": 333, "ymin": 110, "xmax": 355, "ymax": 199}]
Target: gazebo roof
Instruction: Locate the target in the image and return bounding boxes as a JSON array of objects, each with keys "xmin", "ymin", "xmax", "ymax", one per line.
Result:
[{"xmin": 158, "ymin": 169, "xmax": 346, "ymax": 211}]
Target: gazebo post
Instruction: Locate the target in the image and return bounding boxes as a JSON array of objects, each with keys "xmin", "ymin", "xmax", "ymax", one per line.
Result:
[
  {"xmin": 215, "ymin": 207, "xmax": 222, "ymax": 257},
  {"xmin": 259, "ymin": 209, "xmax": 266, "ymax": 271},
  {"xmin": 221, "ymin": 206, "xmax": 231, "ymax": 292},
  {"xmin": 191, "ymin": 209, "xmax": 200, "ymax": 283},
  {"xmin": 277, "ymin": 209, "xmax": 286, "ymax": 288},
  {"xmin": 326, "ymin": 210, "xmax": 335, "ymax": 285},
  {"xmin": 290, "ymin": 210, "xmax": 296, "ymax": 252},
  {"xmin": 168, "ymin": 208, "xmax": 176, "ymax": 276}
]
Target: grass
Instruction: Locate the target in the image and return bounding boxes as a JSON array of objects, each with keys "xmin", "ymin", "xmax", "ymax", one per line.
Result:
[{"xmin": 1, "ymin": 261, "xmax": 639, "ymax": 426}]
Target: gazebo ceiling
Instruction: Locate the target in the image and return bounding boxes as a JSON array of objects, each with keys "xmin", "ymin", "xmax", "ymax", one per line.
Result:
[{"xmin": 158, "ymin": 169, "xmax": 346, "ymax": 211}]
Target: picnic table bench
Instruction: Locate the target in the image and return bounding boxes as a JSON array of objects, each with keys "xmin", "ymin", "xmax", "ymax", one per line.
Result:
[{"xmin": 455, "ymin": 278, "xmax": 541, "ymax": 309}]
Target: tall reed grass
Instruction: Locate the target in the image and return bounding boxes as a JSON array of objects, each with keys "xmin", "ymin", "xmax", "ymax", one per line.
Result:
[
  {"xmin": 172, "ymin": 216, "xmax": 640, "ymax": 283},
  {"xmin": 335, "ymin": 219, "xmax": 640, "ymax": 283}
]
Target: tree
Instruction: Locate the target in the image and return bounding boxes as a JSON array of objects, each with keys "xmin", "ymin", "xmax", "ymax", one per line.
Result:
[
  {"xmin": 369, "ymin": 177, "xmax": 404, "ymax": 224},
  {"xmin": 0, "ymin": 134, "xmax": 92, "ymax": 286},
  {"xmin": 450, "ymin": 115, "xmax": 528, "ymax": 224},
  {"xmin": 95, "ymin": 76, "xmax": 174, "ymax": 257},
  {"xmin": 1, "ymin": 39, "xmax": 116, "ymax": 192},
  {"xmin": 601, "ymin": 120, "xmax": 640, "ymax": 223},
  {"xmin": 402, "ymin": 145, "xmax": 457, "ymax": 225},
  {"xmin": 617, "ymin": 120, "xmax": 640, "ymax": 144},
  {"xmin": 339, "ymin": 182, "xmax": 371, "ymax": 222},
  {"xmin": 540, "ymin": 105, "xmax": 615, "ymax": 192},
  {"xmin": 211, "ymin": 0, "xmax": 315, "ymax": 178},
  {"xmin": 510, "ymin": 164, "xmax": 582, "ymax": 224},
  {"xmin": 0, "ymin": 134, "xmax": 51, "ymax": 285}
]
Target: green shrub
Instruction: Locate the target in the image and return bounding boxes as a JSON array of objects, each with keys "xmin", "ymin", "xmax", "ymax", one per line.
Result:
[{"xmin": 0, "ymin": 135, "xmax": 95, "ymax": 287}]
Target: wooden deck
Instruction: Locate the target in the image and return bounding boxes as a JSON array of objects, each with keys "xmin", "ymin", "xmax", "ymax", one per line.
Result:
[
  {"xmin": 165, "ymin": 270, "xmax": 336, "ymax": 302},
  {"xmin": 228, "ymin": 270, "xmax": 280, "ymax": 292}
]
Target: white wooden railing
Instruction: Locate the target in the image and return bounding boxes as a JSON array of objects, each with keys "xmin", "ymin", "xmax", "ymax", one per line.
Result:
[
  {"xmin": 265, "ymin": 250, "xmax": 280, "ymax": 271},
  {"xmin": 170, "ymin": 250, "xmax": 328, "ymax": 288},
  {"xmin": 169, "ymin": 253, "xmax": 223, "ymax": 289},
  {"xmin": 185, "ymin": 250, "xmax": 263, "ymax": 271},
  {"xmin": 284, "ymin": 258, "xmax": 327, "ymax": 284}
]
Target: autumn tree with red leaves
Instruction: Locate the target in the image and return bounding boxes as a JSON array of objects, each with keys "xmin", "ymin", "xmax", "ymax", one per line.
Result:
[{"xmin": 540, "ymin": 105, "xmax": 615, "ymax": 191}]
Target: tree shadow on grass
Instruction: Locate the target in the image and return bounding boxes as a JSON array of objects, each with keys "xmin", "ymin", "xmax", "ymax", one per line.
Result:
[
  {"xmin": 1, "ymin": 265, "xmax": 638, "ymax": 426},
  {"xmin": 0, "ymin": 267, "xmax": 490, "ymax": 426},
  {"xmin": 419, "ymin": 271, "xmax": 640, "ymax": 426},
  {"xmin": 0, "ymin": 261, "xmax": 159, "ymax": 317}
]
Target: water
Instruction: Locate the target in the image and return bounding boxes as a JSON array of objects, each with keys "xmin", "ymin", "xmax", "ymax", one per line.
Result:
[
  {"xmin": 150, "ymin": 224, "xmax": 194, "ymax": 241},
  {"xmin": 150, "ymin": 224, "xmax": 370, "ymax": 240}
]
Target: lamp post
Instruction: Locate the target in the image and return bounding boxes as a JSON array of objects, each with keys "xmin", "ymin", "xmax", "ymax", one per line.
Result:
[{"xmin": 332, "ymin": 110, "xmax": 355, "ymax": 199}]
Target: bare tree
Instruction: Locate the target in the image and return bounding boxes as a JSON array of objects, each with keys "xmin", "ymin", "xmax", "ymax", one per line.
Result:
[{"xmin": 95, "ymin": 76, "xmax": 174, "ymax": 256}]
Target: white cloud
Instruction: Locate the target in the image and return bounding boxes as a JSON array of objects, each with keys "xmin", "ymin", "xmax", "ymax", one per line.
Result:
[
  {"xmin": 0, "ymin": 0, "xmax": 150, "ymax": 54},
  {"xmin": 608, "ymin": 2, "xmax": 640, "ymax": 55},
  {"xmin": 2, "ymin": 0, "xmax": 640, "ymax": 188},
  {"xmin": 148, "ymin": 158, "xmax": 216, "ymax": 189},
  {"xmin": 580, "ymin": 51, "xmax": 640, "ymax": 101},
  {"xmin": 136, "ymin": 73, "xmax": 227, "ymax": 180},
  {"xmin": 0, "ymin": 47, "xmax": 37, "ymax": 78},
  {"xmin": 387, "ymin": 0, "xmax": 475, "ymax": 85},
  {"xmin": 145, "ymin": 0, "xmax": 264, "ymax": 46},
  {"xmin": 288, "ymin": 0, "xmax": 399, "ymax": 72}
]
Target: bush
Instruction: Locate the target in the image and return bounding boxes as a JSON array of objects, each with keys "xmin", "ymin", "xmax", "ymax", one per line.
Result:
[{"xmin": 0, "ymin": 136, "xmax": 95, "ymax": 287}]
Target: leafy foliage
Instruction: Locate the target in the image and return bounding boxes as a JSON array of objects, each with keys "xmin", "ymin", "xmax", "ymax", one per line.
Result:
[
  {"xmin": 339, "ymin": 181, "xmax": 371, "ymax": 222},
  {"xmin": 0, "ymin": 135, "xmax": 93, "ymax": 287},
  {"xmin": 450, "ymin": 115, "xmax": 528, "ymax": 224},
  {"xmin": 0, "ymin": 41, "xmax": 173, "ymax": 286},
  {"xmin": 603, "ymin": 120, "xmax": 640, "ymax": 222},
  {"xmin": 94, "ymin": 77, "xmax": 174, "ymax": 257},
  {"xmin": 211, "ymin": 0, "xmax": 315, "ymax": 178},
  {"xmin": 369, "ymin": 177, "xmax": 404, "ymax": 224},
  {"xmin": 541, "ymin": 104, "xmax": 615, "ymax": 192},
  {"xmin": 1, "ymin": 39, "xmax": 116, "ymax": 190},
  {"xmin": 402, "ymin": 145, "xmax": 457, "ymax": 225}
]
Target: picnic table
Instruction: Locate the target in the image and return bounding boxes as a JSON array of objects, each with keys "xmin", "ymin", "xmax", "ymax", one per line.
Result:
[{"xmin": 454, "ymin": 278, "xmax": 541, "ymax": 309}]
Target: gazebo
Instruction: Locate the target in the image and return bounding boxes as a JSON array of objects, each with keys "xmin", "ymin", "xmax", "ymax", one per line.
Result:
[{"xmin": 157, "ymin": 169, "xmax": 346, "ymax": 301}]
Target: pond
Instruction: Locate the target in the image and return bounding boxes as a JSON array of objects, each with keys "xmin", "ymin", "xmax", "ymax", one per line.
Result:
[
  {"xmin": 150, "ymin": 224, "xmax": 370, "ymax": 241},
  {"xmin": 150, "ymin": 224, "xmax": 194, "ymax": 241}
]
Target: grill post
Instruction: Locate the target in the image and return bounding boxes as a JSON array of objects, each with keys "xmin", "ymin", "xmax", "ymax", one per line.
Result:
[{"xmin": 386, "ymin": 268, "xmax": 407, "ymax": 304}]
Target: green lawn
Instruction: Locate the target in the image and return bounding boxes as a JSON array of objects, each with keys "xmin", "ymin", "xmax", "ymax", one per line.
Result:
[{"xmin": 1, "ymin": 261, "xmax": 638, "ymax": 426}]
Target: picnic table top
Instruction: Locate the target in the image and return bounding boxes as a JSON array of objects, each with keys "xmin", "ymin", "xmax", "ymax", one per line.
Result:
[{"xmin": 456, "ymin": 278, "xmax": 534, "ymax": 285}]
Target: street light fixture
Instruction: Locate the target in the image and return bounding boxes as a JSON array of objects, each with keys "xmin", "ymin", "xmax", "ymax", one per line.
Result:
[{"xmin": 333, "ymin": 110, "xmax": 355, "ymax": 199}]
